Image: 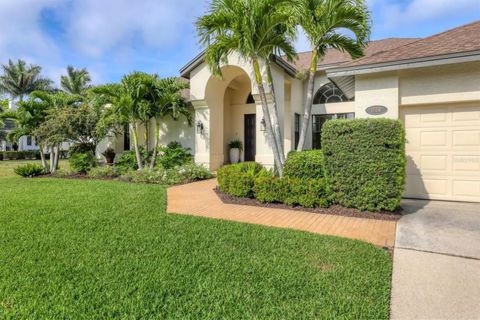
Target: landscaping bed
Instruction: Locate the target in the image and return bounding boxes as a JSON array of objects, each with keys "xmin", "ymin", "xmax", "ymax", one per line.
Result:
[{"xmin": 215, "ymin": 187, "xmax": 402, "ymax": 221}]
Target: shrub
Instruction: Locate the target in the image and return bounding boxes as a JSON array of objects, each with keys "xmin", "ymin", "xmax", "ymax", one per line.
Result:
[
  {"xmin": 69, "ymin": 151, "xmax": 98, "ymax": 174},
  {"xmin": 217, "ymin": 162, "xmax": 263, "ymax": 197},
  {"xmin": 102, "ymin": 148, "xmax": 116, "ymax": 164},
  {"xmin": 283, "ymin": 150, "xmax": 324, "ymax": 179},
  {"xmin": 53, "ymin": 169, "xmax": 75, "ymax": 178},
  {"xmin": 88, "ymin": 166, "xmax": 119, "ymax": 179},
  {"xmin": 176, "ymin": 163, "xmax": 213, "ymax": 183},
  {"xmin": 156, "ymin": 141, "xmax": 193, "ymax": 169},
  {"xmin": 254, "ymin": 176, "xmax": 330, "ymax": 208},
  {"xmin": 115, "ymin": 148, "xmax": 149, "ymax": 173},
  {"xmin": 120, "ymin": 168, "xmax": 166, "ymax": 184},
  {"xmin": 14, "ymin": 164, "xmax": 44, "ymax": 178},
  {"xmin": 322, "ymin": 118, "xmax": 406, "ymax": 212}
]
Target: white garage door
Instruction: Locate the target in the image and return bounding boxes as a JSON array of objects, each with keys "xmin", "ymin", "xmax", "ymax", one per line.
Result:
[{"xmin": 401, "ymin": 103, "xmax": 480, "ymax": 202}]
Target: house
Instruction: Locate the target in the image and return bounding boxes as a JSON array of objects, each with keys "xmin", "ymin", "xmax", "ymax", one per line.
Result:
[
  {"xmin": 110, "ymin": 21, "xmax": 480, "ymax": 203},
  {"xmin": 0, "ymin": 101, "xmax": 39, "ymax": 152}
]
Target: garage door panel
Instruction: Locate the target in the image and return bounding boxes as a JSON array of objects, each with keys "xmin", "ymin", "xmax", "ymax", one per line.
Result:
[{"xmin": 401, "ymin": 103, "xmax": 480, "ymax": 202}]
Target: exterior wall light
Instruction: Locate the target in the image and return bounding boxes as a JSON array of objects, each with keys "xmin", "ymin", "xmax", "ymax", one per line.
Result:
[
  {"xmin": 260, "ymin": 117, "xmax": 266, "ymax": 132},
  {"xmin": 196, "ymin": 121, "xmax": 204, "ymax": 134}
]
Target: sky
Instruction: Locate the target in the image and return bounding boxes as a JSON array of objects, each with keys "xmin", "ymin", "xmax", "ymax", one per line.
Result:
[{"xmin": 0, "ymin": 0, "xmax": 478, "ymax": 86}]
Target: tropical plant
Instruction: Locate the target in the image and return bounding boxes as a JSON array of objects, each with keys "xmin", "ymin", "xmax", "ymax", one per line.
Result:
[
  {"xmin": 0, "ymin": 59, "xmax": 53, "ymax": 101},
  {"xmin": 93, "ymin": 72, "xmax": 151, "ymax": 170},
  {"xmin": 295, "ymin": 0, "xmax": 371, "ymax": 151},
  {"xmin": 102, "ymin": 147, "xmax": 116, "ymax": 164},
  {"xmin": 60, "ymin": 66, "xmax": 92, "ymax": 95},
  {"xmin": 228, "ymin": 139, "xmax": 243, "ymax": 151},
  {"xmin": 14, "ymin": 163, "xmax": 45, "ymax": 178},
  {"xmin": 147, "ymin": 77, "xmax": 191, "ymax": 170},
  {"xmin": 197, "ymin": 0, "xmax": 298, "ymax": 176},
  {"xmin": 30, "ymin": 91, "xmax": 84, "ymax": 173}
]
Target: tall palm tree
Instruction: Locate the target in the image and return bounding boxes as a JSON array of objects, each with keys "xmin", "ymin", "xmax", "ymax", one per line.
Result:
[
  {"xmin": 197, "ymin": 0, "xmax": 297, "ymax": 175},
  {"xmin": 148, "ymin": 77, "xmax": 191, "ymax": 170},
  {"xmin": 60, "ymin": 66, "xmax": 92, "ymax": 95},
  {"xmin": 93, "ymin": 72, "xmax": 150, "ymax": 169},
  {"xmin": 0, "ymin": 59, "xmax": 53, "ymax": 101},
  {"xmin": 296, "ymin": 0, "xmax": 371, "ymax": 151}
]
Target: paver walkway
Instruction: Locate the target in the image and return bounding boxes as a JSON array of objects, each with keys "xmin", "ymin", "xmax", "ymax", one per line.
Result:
[{"xmin": 167, "ymin": 179, "xmax": 396, "ymax": 247}]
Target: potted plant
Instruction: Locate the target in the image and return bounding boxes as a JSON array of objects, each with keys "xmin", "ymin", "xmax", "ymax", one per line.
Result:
[
  {"xmin": 102, "ymin": 147, "xmax": 116, "ymax": 165},
  {"xmin": 228, "ymin": 139, "xmax": 243, "ymax": 164}
]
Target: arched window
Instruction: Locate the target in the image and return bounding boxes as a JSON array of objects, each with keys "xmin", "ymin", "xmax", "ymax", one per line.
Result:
[
  {"xmin": 246, "ymin": 92, "xmax": 255, "ymax": 104},
  {"xmin": 313, "ymin": 82, "xmax": 349, "ymax": 104}
]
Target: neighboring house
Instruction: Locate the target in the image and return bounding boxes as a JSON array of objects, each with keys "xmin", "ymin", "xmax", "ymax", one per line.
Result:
[
  {"xmin": 0, "ymin": 101, "xmax": 69, "ymax": 152},
  {"xmin": 109, "ymin": 21, "xmax": 480, "ymax": 203}
]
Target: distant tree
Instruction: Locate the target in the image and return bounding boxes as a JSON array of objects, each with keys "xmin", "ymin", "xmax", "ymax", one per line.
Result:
[
  {"xmin": 0, "ymin": 59, "xmax": 53, "ymax": 101},
  {"xmin": 60, "ymin": 66, "xmax": 92, "ymax": 95}
]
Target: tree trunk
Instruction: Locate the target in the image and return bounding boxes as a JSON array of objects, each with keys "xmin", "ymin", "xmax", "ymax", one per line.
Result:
[
  {"xmin": 266, "ymin": 63, "xmax": 286, "ymax": 166},
  {"xmin": 39, "ymin": 143, "xmax": 49, "ymax": 173},
  {"xmin": 144, "ymin": 120, "xmax": 149, "ymax": 152},
  {"xmin": 252, "ymin": 57, "xmax": 283, "ymax": 176},
  {"xmin": 297, "ymin": 49, "xmax": 318, "ymax": 152},
  {"xmin": 149, "ymin": 119, "xmax": 160, "ymax": 170},
  {"xmin": 131, "ymin": 122, "xmax": 143, "ymax": 170},
  {"xmin": 49, "ymin": 146, "xmax": 55, "ymax": 173}
]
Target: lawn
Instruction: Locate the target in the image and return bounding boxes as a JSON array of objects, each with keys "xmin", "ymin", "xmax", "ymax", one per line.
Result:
[
  {"xmin": 0, "ymin": 159, "xmax": 68, "ymax": 177},
  {"xmin": 0, "ymin": 176, "xmax": 392, "ymax": 319}
]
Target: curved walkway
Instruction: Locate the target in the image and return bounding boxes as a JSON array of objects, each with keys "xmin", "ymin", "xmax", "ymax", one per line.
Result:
[{"xmin": 167, "ymin": 179, "xmax": 396, "ymax": 247}]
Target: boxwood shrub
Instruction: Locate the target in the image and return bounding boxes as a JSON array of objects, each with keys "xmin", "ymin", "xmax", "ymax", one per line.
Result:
[
  {"xmin": 322, "ymin": 118, "xmax": 406, "ymax": 212},
  {"xmin": 283, "ymin": 150, "xmax": 324, "ymax": 179},
  {"xmin": 254, "ymin": 176, "xmax": 330, "ymax": 208},
  {"xmin": 217, "ymin": 162, "xmax": 263, "ymax": 198}
]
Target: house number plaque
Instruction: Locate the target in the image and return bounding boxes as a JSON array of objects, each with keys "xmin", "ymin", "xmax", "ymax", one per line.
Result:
[{"xmin": 366, "ymin": 105, "xmax": 388, "ymax": 115}]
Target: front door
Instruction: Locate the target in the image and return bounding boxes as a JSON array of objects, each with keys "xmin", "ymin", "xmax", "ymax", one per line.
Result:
[{"xmin": 244, "ymin": 114, "xmax": 256, "ymax": 162}]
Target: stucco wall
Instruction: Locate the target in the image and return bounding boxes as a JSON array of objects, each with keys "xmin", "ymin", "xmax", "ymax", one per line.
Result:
[
  {"xmin": 355, "ymin": 72, "xmax": 399, "ymax": 119},
  {"xmin": 399, "ymin": 62, "xmax": 480, "ymax": 106}
]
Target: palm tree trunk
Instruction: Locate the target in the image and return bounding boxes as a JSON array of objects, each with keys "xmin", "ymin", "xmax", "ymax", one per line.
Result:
[
  {"xmin": 144, "ymin": 120, "xmax": 149, "ymax": 152},
  {"xmin": 130, "ymin": 122, "xmax": 143, "ymax": 170},
  {"xmin": 49, "ymin": 146, "xmax": 55, "ymax": 173},
  {"xmin": 252, "ymin": 57, "xmax": 283, "ymax": 176},
  {"xmin": 149, "ymin": 119, "xmax": 160, "ymax": 170},
  {"xmin": 265, "ymin": 63, "xmax": 286, "ymax": 166},
  {"xmin": 297, "ymin": 49, "xmax": 318, "ymax": 151}
]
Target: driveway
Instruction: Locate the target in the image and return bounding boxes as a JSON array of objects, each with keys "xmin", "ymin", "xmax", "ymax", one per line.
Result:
[{"xmin": 391, "ymin": 199, "xmax": 480, "ymax": 319}]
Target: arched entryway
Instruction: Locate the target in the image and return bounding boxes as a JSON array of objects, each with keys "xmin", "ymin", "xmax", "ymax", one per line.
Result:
[{"xmin": 203, "ymin": 65, "xmax": 257, "ymax": 169}]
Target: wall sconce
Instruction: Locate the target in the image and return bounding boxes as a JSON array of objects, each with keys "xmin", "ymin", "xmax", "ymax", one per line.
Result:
[
  {"xmin": 196, "ymin": 121, "xmax": 204, "ymax": 134},
  {"xmin": 260, "ymin": 117, "xmax": 266, "ymax": 132}
]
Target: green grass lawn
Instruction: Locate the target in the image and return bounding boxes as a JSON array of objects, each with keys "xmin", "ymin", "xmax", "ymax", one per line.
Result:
[
  {"xmin": 0, "ymin": 159, "xmax": 68, "ymax": 177},
  {"xmin": 0, "ymin": 176, "xmax": 392, "ymax": 319}
]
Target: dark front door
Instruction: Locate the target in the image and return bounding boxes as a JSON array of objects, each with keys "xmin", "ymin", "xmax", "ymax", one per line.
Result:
[{"xmin": 244, "ymin": 114, "xmax": 256, "ymax": 162}]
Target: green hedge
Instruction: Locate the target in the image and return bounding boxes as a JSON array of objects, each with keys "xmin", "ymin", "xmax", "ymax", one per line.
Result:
[
  {"xmin": 322, "ymin": 118, "xmax": 406, "ymax": 211},
  {"xmin": 217, "ymin": 162, "xmax": 263, "ymax": 198},
  {"xmin": 283, "ymin": 150, "xmax": 324, "ymax": 179},
  {"xmin": 2, "ymin": 151, "xmax": 37, "ymax": 160},
  {"xmin": 254, "ymin": 176, "xmax": 330, "ymax": 208}
]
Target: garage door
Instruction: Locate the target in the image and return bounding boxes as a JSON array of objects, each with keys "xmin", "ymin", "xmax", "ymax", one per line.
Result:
[{"xmin": 401, "ymin": 103, "xmax": 480, "ymax": 202}]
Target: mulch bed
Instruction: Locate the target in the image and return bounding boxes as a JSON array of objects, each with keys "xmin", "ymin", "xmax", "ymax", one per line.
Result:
[{"xmin": 215, "ymin": 188, "xmax": 403, "ymax": 221}]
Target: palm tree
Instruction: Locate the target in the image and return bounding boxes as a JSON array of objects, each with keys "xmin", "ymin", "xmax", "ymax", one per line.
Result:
[
  {"xmin": 0, "ymin": 59, "xmax": 53, "ymax": 101},
  {"xmin": 197, "ymin": 0, "xmax": 297, "ymax": 176},
  {"xmin": 60, "ymin": 66, "xmax": 92, "ymax": 95},
  {"xmin": 295, "ymin": 0, "xmax": 371, "ymax": 151},
  {"xmin": 148, "ymin": 77, "xmax": 191, "ymax": 170},
  {"xmin": 93, "ymin": 72, "xmax": 150, "ymax": 170}
]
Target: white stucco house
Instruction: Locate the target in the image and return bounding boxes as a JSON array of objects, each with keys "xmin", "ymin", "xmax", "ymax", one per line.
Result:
[{"xmin": 107, "ymin": 21, "xmax": 480, "ymax": 203}]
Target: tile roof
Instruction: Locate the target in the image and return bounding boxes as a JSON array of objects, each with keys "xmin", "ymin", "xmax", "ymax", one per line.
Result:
[
  {"xmin": 338, "ymin": 20, "xmax": 480, "ymax": 69},
  {"xmin": 286, "ymin": 38, "xmax": 420, "ymax": 70}
]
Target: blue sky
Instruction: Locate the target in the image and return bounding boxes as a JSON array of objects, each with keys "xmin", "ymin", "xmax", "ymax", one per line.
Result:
[{"xmin": 0, "ymin": 0, "xmax": 478, "ymax": 86}]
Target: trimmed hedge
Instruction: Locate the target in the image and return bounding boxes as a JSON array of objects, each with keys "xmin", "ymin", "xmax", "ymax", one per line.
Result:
[
  {"xmin": 283, "ymin": 150, "xmax": 324, "ymax": 179},
  {"xmin": 254, "ymin": 176, "xmax": 330, "ymax": 208},
  {"xmin": 322, "ymin": 118, "xmax": 406, "ymax": 212},
  {"xmin": 217, "ymin": 162, "xmax": 263, "ymax": 198}
]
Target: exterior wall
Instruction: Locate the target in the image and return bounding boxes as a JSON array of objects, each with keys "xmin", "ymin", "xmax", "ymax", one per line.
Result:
[
  {"xmin": 399, "ymin": 62, "xmax": 480, "ymax": 106},
  {"xmin": 354, "ymin": 72, "xmax": 399, "ymax": 119}
]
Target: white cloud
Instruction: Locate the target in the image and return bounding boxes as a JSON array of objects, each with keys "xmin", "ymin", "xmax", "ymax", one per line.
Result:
[
  {"xmin": 65, "ymin": 0, "xmax": 204, "ymax": 58},
  {"xmin": 376, "ymin": 0, "xmax": 479, "ymax": 30}
]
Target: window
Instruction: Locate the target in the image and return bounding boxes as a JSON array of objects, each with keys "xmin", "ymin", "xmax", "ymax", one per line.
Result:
[
  {"xmin": 312, "ymin": 113, "xmax": 355, "ymax": 149},
  {"xmin": 313, "ymin": 82, "xmax": 349, "ymax": 105},
  {"xmin": 294, "ymin": 113, "xmax": 300, "ymax": 149},
  {"xmin": 246, "ymin": 92, "xmax": 255, "ymax": 104},
  {"xmin": 26, "ymin": 136, "xmax": 32, "ymax": 146}
]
